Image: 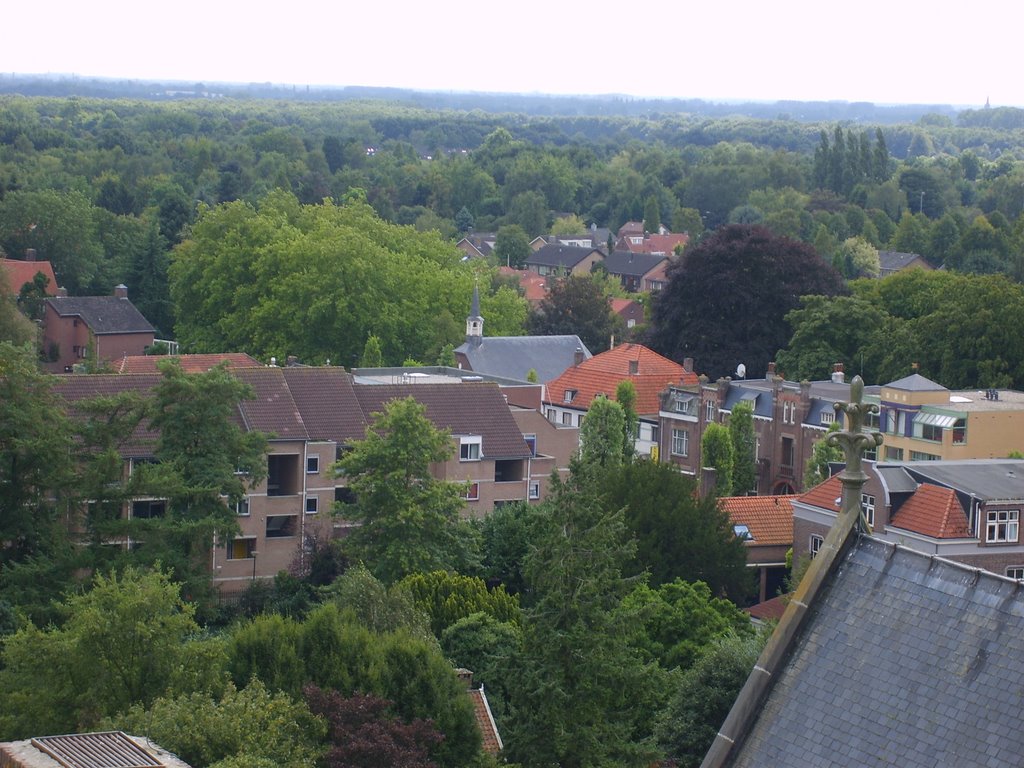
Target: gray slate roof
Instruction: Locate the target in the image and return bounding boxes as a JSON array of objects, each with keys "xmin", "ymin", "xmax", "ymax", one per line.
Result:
[
  {"xmin": 879, "ymin": 250, "xmax": 929, "ymax": 273},
  {"xmin": 455, "ymin": 335, "xmax": 591, "ymax": 383},
  {"xmin": 524, "ymin": 243, "xmax": 601, "ymax": 270},
  {"xmin": 893, "ymin": 459, "xmax": 1024, "ymax": 502},
  {"xmin": 602, "ymin": 250, "xmax": 667, "ymax": 277},
  {"xmin": 884, "ymin": 373, "xmax": 946, "ymax": 392},
  {"xmin": 724, "ymin": 535, "xmax": 1024, "ymax": 768},
  {"xmin": 46, "ymin": 296, "xmax": 154, "ymax": 335}
]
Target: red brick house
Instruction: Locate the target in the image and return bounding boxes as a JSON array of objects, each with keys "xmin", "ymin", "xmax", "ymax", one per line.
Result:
[
  {"xmin": 719, "ymin": 494, "xmax": 796, "ymax": 603},
  {"xmin": 1, "ymin": 253, "xmax": 58, "ymax": 296}
]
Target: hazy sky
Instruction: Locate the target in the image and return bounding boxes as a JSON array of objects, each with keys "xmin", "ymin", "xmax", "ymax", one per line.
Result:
[{"xmin": 4, "ymin": 0, "xmax": 1020, "ymax": 107}]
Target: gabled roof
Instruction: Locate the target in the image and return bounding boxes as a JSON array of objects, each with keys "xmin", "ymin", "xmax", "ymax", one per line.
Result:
[
  {"xmin": 544, "ymin": 343, "xmax": 698, "ymax": 414},
  {"xmin": 795, "ymin": 475, "xmax": 843, "ymax": 511},
  {"xmin": 455, "ymin": 335, "xmax": 591, "ymax": 384},
  {"xmin": 610, "ymin": 298, "xmax": 644, "ymax": 320},
  {"xmin": 469, "ymin": 687, "xmax": 503, "ymax": 754},
  {"xmin": 888, "ymin": 483, "xmax": 971, "ymax": 538},
  {"xmin": 707, "ymin": 535, "xmax": 1024, "ymax": 767},
  {"xmin": 281, "ymin": 366, "xmax": 367, "ymax": 443},
  {"xmin": 116, "ymin": 353, "xmax": 262, "ymax": 374},
  {"xmin": 524, "ymin": 243, "xmax": 602, "ymax": 269},
  {"xmin": 497, "ymin": 267, "xmax": 548, "ymax": 303},
  {"xmin": 745, "ymin": 594, "xmax": 787, "ymax": 622},
  {"xmin": 602, "ymin": 250, "xmax": 668, "ymax": 278},
  {"xmin": 895, "ymin": 459, "xmax": 1024, "ymax": 503},
  {"xmin": 641, "ymin": 233, "xmax": 689, "ymax": 255},
  {"xmin": 353, "ymin": 382, "xmax": 531, "ymax": 459},
  {"xmin": 878, "ymin": 250, "xmax": 932, "ymax": 273},
  {"xmin": 1, "ymin": 257, "xmax": 58, "ymax": 295},
  {"xmin": 719, "ymin": 495, "xmax": 796, "ymax": 546},
  {"xmin": 883, "ymin": 372, "xmax": 946, "ymax": 392},
  {"xmin": 52, "ymin": 374, "xmax": 164, "ymax": 458},
  {"xmin": 45, "ymin": 296, "xmax": 154, "ymax": 335},
  {"xmin": 232, "ymin": 367, "xmax": 309, "ymax": 441}
]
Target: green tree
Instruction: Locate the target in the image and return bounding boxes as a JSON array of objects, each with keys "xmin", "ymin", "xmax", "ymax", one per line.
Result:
[
  {"xmin": 529, "ymin": 274, "xmax": 622, "ymax": 353},
  {"xmin": 108, "ymin": 680, "xmax": 324, "ymax": 768},
  {"xmin": 454, "ymin": 205, "xmax": 475, "ymax": 233},
  {"xmin": 728, "ymin": 401, "xmax": 756, "ymax": 494},
  {"xmin": 804, "ymin": 421, "xmax": 843, "ymax": 488},
  {"xmin": 643, "ymin": 194, "xmax": 662, "ymax": 234},
  {"xmin": 505, "ymin": 463, "xmax": 660, "ymax": 767},
  {"xmin": 578, "ymin": 395, "xmax": 628, "ymax": 469},
  {"xmin": 0, "ymin": 566, "xmax": 226, "ymax": 737},
  {"xmin": 441, "ymin": 612, "xmax": 522, "ymax": 726},
  {"xmin": 479, "ymin": 500, "xmax": 544, "ymax": 596},
  {"xmin": 616, "ymin": 379, "xmax": 639, "ymax": 462},
  {"xmin": 836, "ymin": 236, "xmax": 881, "ymax": 278},
  {"xmin": 701, "ymin": 423, "xmax": 735, "ymax": 497},
  {"xmin": 360, "ymin": 334, "xmax": 384, "ymax": 367},
  {"xmin": 550, "ymin": 214, "xmax": 587, "ymax": 236},
  {"xmin": 603, "ymin": 461, "xmax": 749, "ymax": 597},
  {"xmin": 398, "ymin": 570, "xmax": 520, "ymax": 638},
  {"xmin": 336, "ymin": 396, "xmax": 473, "ymax": 583},
  {"xmin": 890, "ymin": 211, "xmax": 930, "ymax": 255},
  {"xmin": 0, "ymin": 270, "xmax": 37, "ymax": 345},
  {"xmin": 493, "ymin": 224, "xmax": 531, "ymax": 268}
]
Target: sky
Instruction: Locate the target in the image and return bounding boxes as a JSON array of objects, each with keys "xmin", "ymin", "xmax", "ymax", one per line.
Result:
[{"xmin": 3, "ymin": 0, "xmax": 1021, "ymax": 108}]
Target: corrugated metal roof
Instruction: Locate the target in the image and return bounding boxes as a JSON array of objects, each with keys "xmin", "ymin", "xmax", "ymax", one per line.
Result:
[{"xmin": 31, "ymin": 732, "xmax": 164, "ymax": 768}]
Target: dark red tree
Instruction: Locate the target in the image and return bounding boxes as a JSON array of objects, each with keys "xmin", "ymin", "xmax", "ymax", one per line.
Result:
[
  {"xmin": 647, "ymin": 224, "xmax": 847, "ymax": 379},
  {"xmin": 304, "ymin": 686, "xmax": 444, "ymax": 768}
]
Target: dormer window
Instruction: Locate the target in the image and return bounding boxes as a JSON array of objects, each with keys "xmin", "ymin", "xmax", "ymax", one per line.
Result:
[
  {"xmin": 734, "ymin": 524, "xmax": 753, "ymax": 541},
  {"xmin": 673, "ymin": 397, "xmax": 691, "ymax": 414},
  {"xmin": 564, "ymin": 389, "xmax": 577, "ymax": 403},
  {"xmin": 820, "ymin": 411, "xmax": 835, "ymax": 425},
  {"xmin": 459, "ymin": 436, "xmax": 482, "ymax": 462}
]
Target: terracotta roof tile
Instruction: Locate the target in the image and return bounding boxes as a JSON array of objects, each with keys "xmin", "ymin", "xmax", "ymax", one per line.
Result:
[
  {"xmin": 1, "ymin": 258, "xmax": 58, "ymax": 295},
  {"xmin": 232, "ymin": 368, "xmax": 308, "ymax": 440},
  {"xmin": 116, "ymin": 353, "xmax": 262, "ymax": 374},
  {"xmin": 795, "ymin": 475, "xmax": 844, "ymax": 511},
  {"xmin": 469, "ymin": 688, "xmax": 503, "ymax": 753},
  {"xmin": 282, "ymin": 367, "xmax": 367, "ymax": 443},
  {"xmin": 746, "ymin": 594, "xmax": 788, "ymax": 622},
  {"xmin": 719, "ymin": 495, "xmax": 796, "ymax": 546},
  {"xmin": 889, "ymin": 483, "xmax": 971, "ymax": 538},
  {"xmin": 52, "ymin": 374, "xmax": 163, "ymax": 458},
  {"xmin": 544, "ymin": 343, "xmax": 698, "ymax": 415}
]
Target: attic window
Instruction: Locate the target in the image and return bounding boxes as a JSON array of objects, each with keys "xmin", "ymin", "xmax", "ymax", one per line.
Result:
[
  {"xmin": 460, "ymin": 436, "xmax": 482, "ymax": 461},
  {"xmin": 821, "ymin": 411, "xmax": 835, "ymax": 425},
  {"xmin": 673, "ymin": 397, "xmax": 691, "ymax": 414},
  {"xmin": 734, "ymin": 524, "xmax": 753, "ymax": 541},
  {"xmin": 564, "ymin": 389, "xmax": 577, "ymax": 403}
]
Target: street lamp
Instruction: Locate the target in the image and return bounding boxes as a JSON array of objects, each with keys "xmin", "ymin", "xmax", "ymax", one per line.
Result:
[{"xmin": 251, "ymin": 550, "xmax": 258, "ymax": 580}]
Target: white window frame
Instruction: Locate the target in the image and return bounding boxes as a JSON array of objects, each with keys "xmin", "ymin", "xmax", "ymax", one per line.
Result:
[
  {"xmin": 235, "ymin": 497, "xmax": 250, "ymax": 516},
  {"xmin": 459, "ymin": 436, "xmax": 482, "ymax": 462},
  {"xmin": 564, "ymin": 389, "xmax": 577, "ymax": 403},
  {"xmin": 860, "ymin": 493, "xmax": 875, "ymax": 526},
  {"xmin": 529, "ymin": 481, "xmax": 540, "ymax": 500},
  {"xmin": 305, "ymin": 496, "xmax": 319, "ymax": 514},
  {"xmin": 821, "ymin": 411, "xmax": 835, "ymax": 425},
  {"xmin": 561, "ymin": 411, "xmax": 572, "ymax": 426},
  {"xmin": 986, "ymin": 509, "xmax": 1019, "ymax": 543},
  {"xmin": 809, "ymin": 534, "xmax": 824, "ymax": 558},
  {"xmin": 671, "ymin": 428, "xmax": 689, "ymax": 457},
  {"xmin": 1006, "ymin": 566, "xmax": 1024, "ymax": 580},
  {"xmin": 463, "ymin": 482, "xmax": 480, "ymax": 501},
  {"xmin": 306, "ymin": 455, "xmax": 320, "ymax": 474}
]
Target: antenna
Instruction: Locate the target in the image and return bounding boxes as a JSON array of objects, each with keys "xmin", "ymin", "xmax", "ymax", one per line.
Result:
[{"xmin": 735, "ymin": 363, "xmax": 746, "ymax": 379}]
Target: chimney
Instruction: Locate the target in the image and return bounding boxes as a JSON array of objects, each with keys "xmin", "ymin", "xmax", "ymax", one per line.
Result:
[
  {"xmin": 831, "ymin": 362, "xmax": 845, "ymax": 384},
  {"xmin": 455, "ymin": 668, "xmax": 474, "ymax": 689},
  {"xmin": 700, "ymin": 466, "xmax": 718, "ymax": 498},
  {"xmin": 57, "ymin": 287, "xmax": 68, "ymax": 298},
  {"xmin": 767, "ymin": 361, "xmax": 776, "ymax": 377},
  {"xmin": 286, "ymin": 355, "xmax": 298, "ymax": 367},
  {"xmin": 574, "ymin": 347, "xmax": 585, "ymax": 367},
  {"xmin": 24, "ymin": 248, "xmax": 37, "ymax": 262},
  {"xmin": 114, "ymin": 284, "xmax": 128, "ymax": 299},
  {"xmin": 683, "ymin": 357, "xmax": 694, "ymax": 374}
]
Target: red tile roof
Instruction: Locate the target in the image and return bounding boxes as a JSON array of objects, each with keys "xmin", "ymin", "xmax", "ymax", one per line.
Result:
[
  {"xmin": 746, "ymin": 594, "xmax": 788, "ymax": 622},
  {"xmin": 641, "ymin": 233, "xmax": 689, "ymax": 255},
  {"xmin": 889, "ymin": 484, "xmax": 971, "ymax": 539},
  {"xmin": 719, "ymin": 495, "xmax": 797, "ymax": 546},
  {"xmin": 469, "ymin": 687, "xmax": 503, "ymax": 754},
  {"xmin": 796, "ymin": 475, "xmax": 844, "ymax": 511},
  {"xmin": 544, "ymin": 343, "xmax": 698, "ymax": 415},
  {"xmin": 1, "ymin": 258, "xmax": 58, "ymax": 295},
  {"xmin": 498, "ymin": 266, "xmax": 548, "ymax": 304},
  {"xmin": 116, "ymin": 353, "xmax": 262, "ymax": 374}
]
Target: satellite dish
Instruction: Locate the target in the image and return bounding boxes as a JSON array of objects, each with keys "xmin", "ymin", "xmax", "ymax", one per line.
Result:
[{"xmin": 735, "ymin": 363, "xmax": 746, "ymax": 379}]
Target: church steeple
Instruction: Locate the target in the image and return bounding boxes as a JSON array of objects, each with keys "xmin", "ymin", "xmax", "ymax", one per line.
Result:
[{"xmin": 466, "ymin": 284, "xmax": 483, "ymax": 346}]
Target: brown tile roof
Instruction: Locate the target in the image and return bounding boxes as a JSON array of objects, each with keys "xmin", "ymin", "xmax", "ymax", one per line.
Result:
[
  {"xmin": 282, "ymin": 366, "xmax": 367, "ymax": 443},
  {"xmin": 544, "ymin": 343, "xmax": 698, "ymax": 414},
  {"xmin": 719, "ymin": 495, "xmax": 797, "ymax": 546},
  {"xmin": 641, "ymin": 233, "xmax": 689, "ymax": 254},
  {"xmin": 354, "ymin": 382, "xmax": 531, "ymax": 459},
  {"xmin": 1, "ymin": 257, "xmax": 58, "ymax": 295},
  {"xmin": 469, "ymin": 688, "xmax": 503, "ymax": 754},
  {"xmin": 232, "ymin": 368, "xmax": 308, "ymax": 441},
  {"xmin": 795, "ymin": 475, "xmax": 844, "ymax": 511},
  {"xmin": 498, "ymin": 267, "xmax": 549, "ymax": 304},
  {"xmin": 116, "ymin": 353, "xmax": 262, "ymax": 374},
  {"xmin": 745, "ymin": 594, "xmax": 788, "ymax": 622},
  {"xmin": 889, "ymin": 483, "xmax": 971, "ymax": 538},
  {"xmin": 52, "ymin": 374, "xmax": 164, "ymax": 458}
]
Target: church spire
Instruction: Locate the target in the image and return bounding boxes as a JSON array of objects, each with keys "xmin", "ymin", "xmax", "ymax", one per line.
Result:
[{"xmin": 466, "ymin": 283, "xmax": 483, "ymax": 346}]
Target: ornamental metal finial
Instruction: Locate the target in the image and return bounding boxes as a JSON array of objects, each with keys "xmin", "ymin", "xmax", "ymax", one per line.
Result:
[{"xmin": 826, "ymin": 375, "xmax": 884, "ymax": 531}]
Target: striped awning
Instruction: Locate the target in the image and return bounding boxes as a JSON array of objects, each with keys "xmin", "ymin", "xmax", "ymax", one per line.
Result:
[{"xmin": 914, "ymin": 412, "xmax": 957, "ymax": 428}]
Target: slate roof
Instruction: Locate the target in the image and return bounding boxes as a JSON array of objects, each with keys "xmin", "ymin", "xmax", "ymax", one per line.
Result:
[
  {"xmin": 896, "ymin": 459, "xmax": 1024, "ymax": 502},
  {"xmin": 455, "ymin": 335, "xmax": 591, "ymax": 384},
  {"xmin": 884, "ymin": 373, "xmax": 946, "ymax": 392},
  {"xmin": 719, "ymin": 495, "xmax": 796, "ymax": 546},
  {"xmin": 602, "ymin": 250, "xmax": 667, "ymax": 278},
  {"xmin": 878, "ymin": 250, "xmax": 932, "ymax": 275},
  {"xmin": 713, "ymin": 535, "xmax": 1024, "ymax": 768},
  {"xmin": 888, "ymin": 483, "xmax": 971, "ymax": 538},
  {"xmin": 1, "ymin": 257, "xmax": 58, "ymax": 295},
  {"xmin": 524, "ymin": 243, "xmax": 601, "ymax": 270},
  {"xmin": 116, "ymin": 353, "xmax": 262, "ymax": 374},
  {"xmin": 46, "ymin": 296, "xmax": 154, "ymax": 335},
  {"xmin": 545, "ymin": 343, "xmax": 698, "ymax": 415},
  {"xmin": 353, "ymin": 382, "xmax": 531, "ymax": 459}
]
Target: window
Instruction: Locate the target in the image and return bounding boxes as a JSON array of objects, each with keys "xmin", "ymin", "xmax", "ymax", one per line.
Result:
[
  {"xmin": 235, "ymin": 497, "xmax": 250, "ymax": 516},
  {"xmin": 820, "ymin": 411, "xmax": 835, "ymax": 425},
  {"xmin": 864, "ymin": 411, "xmax": 881, "ymax": 430},
  {"xmin": 306, "ymin": 455, "xmax": 320, "ymax": 474},
  {"xmin": 673, "ymin": 396, "xmax": 691, "ymax": 414},
  {"xmin": 910, "ymin": 450, "xmax": 941, "ymax": 461},
  {"xmin": 266, "ymin": 515, "xmax": 298, "ymax": 538},
  {"xmin": 809, "ymin": 534, "xmax": 824, "ymax": 558},
  {"xmin": 463, "ymin": 482, "xmax": 480, "ymax": 501},
  {"xmin": 705, "ymin": 399, "xmax": 715, "ymax": 422},
  {"xmin": 460, "ymin": 436, "xmax": 482, "ymax": 461},
  {"xmin": 781, "ymin": 437, "xmax": 795, "ymax": 469},
  {"xmin": 523, "ymin": 434, "xmax": 538, "ymax": 457},
  {"xmin": 561, "ymin": 412, "xmax": 572, "ymax": 426},
  {"xmin": 860, "ymin": 494, "xmax": 875, "ymax": 526},
  {"xmin": 563, "ymin": 389, "xmax": 577, "ymax": 403},
  {"xmin": 546, "ymin": 408, "xmax": 557, "ymax": 423},
  {"xmin": 987, "ymin": 509, "xmax": 1019, "ymax": 543},
  {"xmin": 884, "ymin": 446, "xmax": 904, "ymax": 461},
  {"xmin": 132, "ymin": 499, "xmax": 166, "ymax": 519},
  {"xmin": 226, "ymin": 537, "xmax": 256, "ymax": 560},
  {"xmin": 671, "ymin": 428, "xmax": 689, "ymax": 457},
  {"xmin": 305, "ymin": 496, "xmax": 319, "ymax": 514},
  {"xmin": 529, "ymin": 481, "xmax": 540, "ymax": 499},
  {"xmin": 577, "ymin": 414, "xmax": 584, "ymax": 427},
  {"xmin": 734, "ymin": 524, "xmax": 753, "ymax": 541},
  {"xmin": 953, "ymin": 418, "xmax": 967, "ymax": 445},
  {"xmin": 914, "ymin": 422, "xmax": 943, "ymax": 442},
  {"xmin": 267, "ymin": 454, "xmax": 300, "ymax": 496},
  {"xmin": 1007, "ymin": 566, "xmax": 1024, "ymax": 580},
  {"xmin": 782, "ymin": 402, "xmax": 791, "ymax": 424}
]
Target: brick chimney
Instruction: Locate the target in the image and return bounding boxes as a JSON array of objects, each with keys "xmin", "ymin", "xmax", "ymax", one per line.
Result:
[
  {"xmin": 767, "ymin": 361, "xmax": 776, "ymax": 378},
  {"xmin": 574, "ymin": 347, "xmax": 585, "ymax": 367},
  {"xmin": 114, "ymin": 284, "xmax": 128, "ymax": 299},
  {"xmin": 683, "ymin": 357, "xmax": 694, "ymax": 373},
  {"xmin": 831, "ymin": 362, "xmax": 845, "ymax": 384},
  {"xmin": 24, "ymin": 248, "xmax": 37, "ymax": 262}
]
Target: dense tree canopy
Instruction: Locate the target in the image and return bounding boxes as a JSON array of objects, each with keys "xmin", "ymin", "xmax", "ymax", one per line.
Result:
[
  {"xmin": 648, "ymin": 225, "xmax": 847, "ymax": 379},
  {"xmin": 529, "ymin": 274, "xmax": 622, "ymax": 353}
]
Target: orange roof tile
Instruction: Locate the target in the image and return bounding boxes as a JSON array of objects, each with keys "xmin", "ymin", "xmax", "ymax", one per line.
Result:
[
  {"xmin": 498, "ymin": 266, "xmax": 549, "ymax": 304},
  {"xmin": 469, "ymin": 687, "xmax": 503, "ymax": 754},
  {"xmin": 1, "ymin": 258, "xmax": 58, "ymax": 295},
  {"xmin": 641, "ymin": 233, "xmax": 689, "ymax": 254},
  {"xmin": 116, "ymin": 353, "xmax": 263, "ymax": 374},
  {"xmin": 544, "ymin": 343, "xmax": 698, "ymax": 415},
  {"xmin": 889, "ymin": 484, "xmax": 971, "ymax": 539},
  {"xmin": 796, "ymin": 475, "xmax": 844, "ymax": 511},
  {"xmin": 746, "ymin": 594, "xmax": 788, "ymax": 622},
  {"xmin": 719, "ymin": 494, "xmax": 796, "ymax": 546}
]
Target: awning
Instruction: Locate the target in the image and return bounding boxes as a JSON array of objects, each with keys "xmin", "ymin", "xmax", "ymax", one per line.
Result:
[{"xmin": 914, "ymin": 412, "xmax": 957, "ymax": 428}]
